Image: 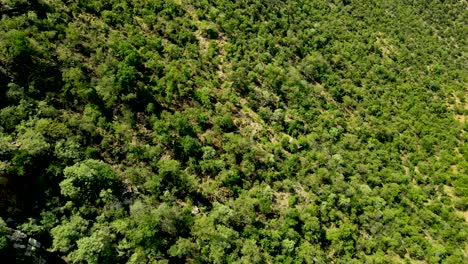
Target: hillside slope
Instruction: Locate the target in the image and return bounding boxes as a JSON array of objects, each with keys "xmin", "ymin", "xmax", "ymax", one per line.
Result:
[{"xmin": 0, "ymin": 0, "xmax": 467, "ymax": 263}]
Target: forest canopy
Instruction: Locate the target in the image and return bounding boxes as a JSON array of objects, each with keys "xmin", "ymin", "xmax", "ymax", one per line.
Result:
[{"xmin": 0, "ymin": 0, "xmax": 467, "ymax": 263}]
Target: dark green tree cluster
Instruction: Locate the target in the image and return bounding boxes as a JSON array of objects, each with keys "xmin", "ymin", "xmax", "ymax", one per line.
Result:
[{"xmin": 0, "ymin": 0, "xmax": 467, "ymax": 263}]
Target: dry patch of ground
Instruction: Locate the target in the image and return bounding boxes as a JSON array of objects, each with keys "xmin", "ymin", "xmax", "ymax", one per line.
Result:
[{"xmin": 444, "ymin": 185, "xmax": 468, "ymax": 222}]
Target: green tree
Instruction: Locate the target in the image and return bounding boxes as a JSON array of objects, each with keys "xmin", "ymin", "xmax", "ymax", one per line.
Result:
[{"xmin": 60, "ymin": 159, "xmax": 119, "ymax": 203}]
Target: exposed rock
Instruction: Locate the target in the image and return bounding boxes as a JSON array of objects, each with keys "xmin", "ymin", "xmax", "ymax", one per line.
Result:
[
  {"xmin": 6, "ymin": 217, "xmax": 14, "ymax": 225},
  {"xmin": 2, "ymin": 226, "xmax": 64, "ymax": 264},
  {"xmin": 29, "ymin": 238, "xmax": 42, "ymax": 248},
  {"xmin": 10, "ymin": 229, "xmax": 27, "ymax": 241},
  {"xmin": 13, "ymin": 243, "xmax": 26, "ymax": 249}
]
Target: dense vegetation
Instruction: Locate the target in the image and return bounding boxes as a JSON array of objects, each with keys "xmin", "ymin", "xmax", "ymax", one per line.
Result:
[{"xmin": 0, "ymin": 0, "xmax": 467, "ymax": 263}]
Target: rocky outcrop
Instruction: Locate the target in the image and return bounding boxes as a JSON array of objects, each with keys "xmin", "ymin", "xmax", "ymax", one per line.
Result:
[
  {"xmin": 3, "ymin": 228, "xmax": 65, "ymax": 264},
  {"xmin": 7, "ymin": 229, "xmax": 47, "ymax": 263}
]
